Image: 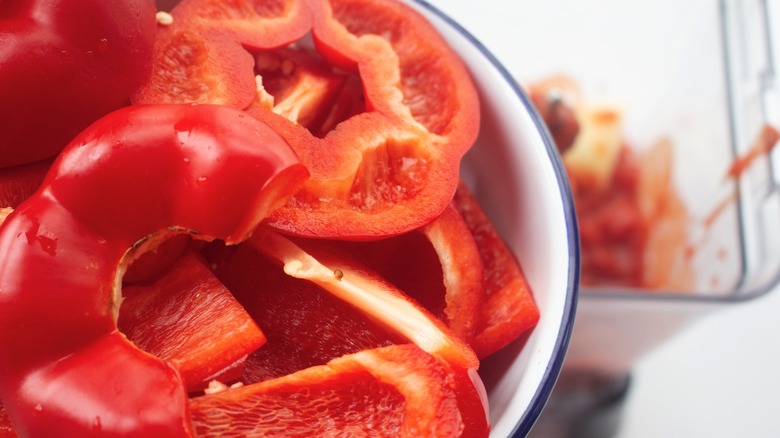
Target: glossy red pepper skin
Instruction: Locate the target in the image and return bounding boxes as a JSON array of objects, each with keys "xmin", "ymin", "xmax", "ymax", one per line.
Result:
[
  {"xmin": 0, "ymin": 0, "xmax": 157, "ymax": 167},
  {"xmin": 0, "ymin": 104, "xmax": 308, "ymax": 436}
]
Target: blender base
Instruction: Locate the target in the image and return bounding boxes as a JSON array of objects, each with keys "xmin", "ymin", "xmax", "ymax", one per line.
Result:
[{"xmin": 526, "ymin": 371, "xmax": 631, "ymax": 438}]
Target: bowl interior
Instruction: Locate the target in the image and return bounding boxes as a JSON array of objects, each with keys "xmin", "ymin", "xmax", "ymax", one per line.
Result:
[{"xmin": 410, "ymin": 2, "xmax": 580, "ymax": 436}]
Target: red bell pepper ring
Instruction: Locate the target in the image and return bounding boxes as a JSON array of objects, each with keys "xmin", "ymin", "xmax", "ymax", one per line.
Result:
[
  {"xmin": 307, "ymin": 0, "xmax": 480, "ymax": 142},
  {"xmin": 265, "ymin": 0, "xmax": 480, "ymax": 239},
  {"xmin": 119, "ymin": 250, "xmax": 267, "ymax": 393},
  {"xmin": 0, "ymin": 104, "xmax": 308, "ymax": 436},
  {"xmin": 0, "ymin": 0, "xmax": 157, "ymax": 167},
  {"xmin": 135, "ymin": 0, "xmax": 480, "ymax": 239},
  {"xmin": 452, "ymin": 182, "xmax": 540, "ymax": 358}
]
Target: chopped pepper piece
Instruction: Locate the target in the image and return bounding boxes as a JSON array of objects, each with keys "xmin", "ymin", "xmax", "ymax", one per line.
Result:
[{"xmin": 119, "ymin": 250, "xmax": 267, "ymax": 392}]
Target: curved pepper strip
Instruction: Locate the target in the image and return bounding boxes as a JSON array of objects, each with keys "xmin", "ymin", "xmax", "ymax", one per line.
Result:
[
  {"xmin": 247, "ymin": 227, "xmax": 489, "ymax": 436},
  {"xmin": 0, "ymin": 0, "xmax": 157, "ymax": 167},
  {"xmin": 452, "ymin": 182, "xmax": 540, "ymax": 358},
  {"xmin": 0, "ymin": 104, "xmax": 308, "ymax": 436},
  {"xmin": 324, "ymin": 203, "xmax": 486, "ymax": 343},
  {"xmin": 253, "ymin": 108, "xmax": 458, "ymax": 238}
]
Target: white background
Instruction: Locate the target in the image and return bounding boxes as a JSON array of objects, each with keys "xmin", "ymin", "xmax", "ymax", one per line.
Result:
[
  {"xmin": 424, "ymin": 0, "xmax": 780, "ymax": 436},
  {"xmin": 618, "ymin": 289, "xmax": 780, "ymax": 437}
]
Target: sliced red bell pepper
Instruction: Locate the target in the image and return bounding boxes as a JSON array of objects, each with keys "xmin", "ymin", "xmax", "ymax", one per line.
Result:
[
  {"xmin": 212, "ymin": 240, "xmax": 404, "ymax": 383},
  {"xmin": 135, "ymin": 0, "xmax": 480, "ymax": 239},
  {"xmin": 190, "ymin": 345, "xmax": 465, "ymax": 437},
  {"xmin": 251, "ymin": 226, "xmax": 478, "ymax": 369},
  {"xmin": 452, "ymin": 182, "xmax": 540, "ymax": 358},
  {"xmin": 119, "ymin": 250, "xmax": 267, "ymax": 393},
  {"xmin": 212, "ymin": 229, "xmax": 488, "ymax": 436},
  {"xmin": 0, "ymin": 104, "xmax": 307, "ymax": 436},
  {"xmin": 420, "ymin": 206, "xmax": 486, "ymax": 343},
  {"xmin": 267, "ymin": 0, "xmax": 480, "ymax": 238},
  {"xmin": 133, "ymin": 0, "xmax": 312, "ymax": 108},
  {"xmin": 249, "ymin": 227, "xmax": 489, "ymax": 436},
  {"xmin": 0, "ymin": 0, "xmax": 157, "ymax": 167},
  {"xmin": 327, "ymin": 204, "xmax": 485, "ymax": 343}
]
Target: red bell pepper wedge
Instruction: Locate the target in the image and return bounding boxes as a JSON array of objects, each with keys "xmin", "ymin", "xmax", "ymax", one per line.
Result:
[
  {"xmin": 189, "ymin": 345, "xmax": 466, "ymax": 437},
  {"xmin": 119, "ymin": 250, "xmax": 267, "ymax": 393},
  {"xmin": 452, "ymin": 182, "xmax": 540, "ymax": 358},
  {"xmin": 0, "ymin": 0, "xmax": 157, "ymax": 167},
  {"xmin": 135, "ymin": 0, "xmax": 480, "ymax": 239},
  {"xmin": 326, "ymin": 204, "xmax": 485, "ymax": 343},
  {"xmin": 0, "ymin": 104, "xmax": 307, "ymax": 436},
  {"xmin": 212, "ymin": 240, "xmax": 405, "ymax": 383},
  {"xmin": 251, "ymin": 226, "xmax": 478, "ymax": 370},
  {"xmin": 249, "ymin": 228, "xmax": 489, "ymax": 436}
]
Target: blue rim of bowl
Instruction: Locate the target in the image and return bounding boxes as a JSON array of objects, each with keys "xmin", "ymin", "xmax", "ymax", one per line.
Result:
[{"xmin": 408, "ymin": 1, "xmax": 581, "ymax": 436}]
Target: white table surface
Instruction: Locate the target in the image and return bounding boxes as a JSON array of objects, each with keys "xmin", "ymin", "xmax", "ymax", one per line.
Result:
[
  {"xmin": 616, "ymin": 286, "xmax": 780, "ymax": 438},
  {"xmin": 423, "ymin": 1, "xmax": 780, "ymax": 436}
]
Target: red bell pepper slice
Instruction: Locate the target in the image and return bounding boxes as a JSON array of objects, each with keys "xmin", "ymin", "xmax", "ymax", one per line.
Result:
[
  {"xmin": 327, "ymin": 204, "xmax": 485, "ymax": 343},
  {"xmin": 0, "ymin": 104, "xmax": 307, "ymax": 436},
  {"xmin": 212, "ymin": 240, "xmax": 404, "ymax": 383},
  {"xmin": 213, "ymin": 229, "xmax": 488, "ymax": 436},
  {"xmin": 267, "ymin": 0, "xmax": 480, "ymax": 238},
  {"xmin": 190, "ymin": 345, "xmax": 465, "ymax": 437},
  {"xmin": 452, "ymin": 182, "xmax": 540, "ymax": 358},
  {"xmin": 251, "ymin": 226, "xmax": 478, "ymax": 369},
  {"xmin": 0, "ymin": 0, "xmax": 157, "ymax": 167},
  {"xmin": 119, "ymin": 250, "xmax": 267, "ymax": 393},
  {"xmin": 135, "ymin": 0, "xmax": 480, "ymax": 239}
]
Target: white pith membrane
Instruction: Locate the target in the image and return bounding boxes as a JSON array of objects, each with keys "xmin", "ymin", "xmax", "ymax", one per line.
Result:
[{"xmin": 249, "ymin": 226, "xmax": 478, "ymax": 370}]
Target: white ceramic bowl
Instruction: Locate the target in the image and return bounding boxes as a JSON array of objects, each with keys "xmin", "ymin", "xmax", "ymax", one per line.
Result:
[
  {"xmin": 153, "ymin": 0, "xmax": 580, "ymax": 434},
  {"xmin": 407, "ymin": 1, "xmax": 580, "ymax": 436}
]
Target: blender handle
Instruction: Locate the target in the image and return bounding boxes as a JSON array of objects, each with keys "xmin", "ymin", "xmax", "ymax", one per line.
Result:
[
  {"xmin": 722, "ymin": 0, "xmax": 780, "ymax": 188},
  {"xmin": 720, "ymin": 0, "xmax": 780, "ymax": 294}
]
